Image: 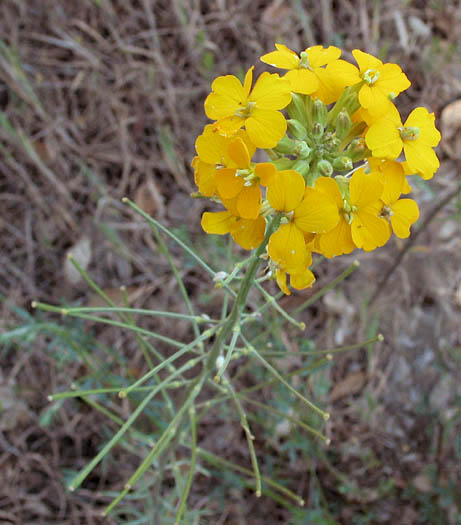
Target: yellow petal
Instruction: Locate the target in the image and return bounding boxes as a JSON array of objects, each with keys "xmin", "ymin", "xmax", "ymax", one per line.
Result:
[
  {"xmin": 291, "ymin": 268, "xmax": 315, "ymax": 290},
  {"xmin": 227, "ymin": 137, "xmax": 251, "ymax": 168},
  {"xmin": 245, "ymin": 108, "xmax": 287, "ymax": 149},
  {"xmin": 352, "ymin": 49, "xmax": 383, "ymax": 72},
  {"xmin": 294, "ymin": 189, "xmax": 339, "ymax": 233},
  {"xmin": 213, "ymin": 115, "xmax": 245, "ymax": 135},
  {"xmin": 365, "ymin": 118, "xmax": 403, "ymax": 159},
  {"xmin": 260, "ymin": 44, "xmax": 300, "ymax": 70},
  {"xmin": 249, "ymin": 72, "xmax": 292, "ymax": 110},
  {"xmin": 236, "ymin": 184, "xmax": 261, "ymax": 219},
  {"xmin": 305, "ymin": 45, "xmax": 341, "ymax": 67},
  {"xmin": 275, "ymin": 269, "xmax": 291, "ymax": 295},
  {"xmin": 266, "ymin": 169, "xmax": 305, "ymax": 212},
  {"xmin": 195, "ymin": 125, "xmax": 227, "ymax": 164},
  {"xmin": 243, "ymin": 67, "xmax": 254, "ymax": 98},
  {"xmin": 204, "ymin": 92, "xmax": 240, "ymax": 120},
  {"xmin": 215, "ymin": 168, "xmax": 243, "ymax": 199},
  {"xmin": 284, "ymin": 69, "xmax": 318, "ymax": 95},
  {"xmin": 376, "ymin": 63, "xmax": 411, "ymax": 96},
  {"xmin": 350, "ymin": 169, "xmax": 383, "ymax": 208},
  {"xmin": 351, "ymin": 212, "xmax": 391, "ymax": 251},
  {"xmin": 211, "ymin": 74, "xmax": 247, "ymax": 102},
  {"xmin": 324, "ymin": 59, "xmax": 360, "ymax": 87},
  {"xmin": 390, "ymin": 199, "xmax": 420, "ymax": 238},
  {"xmin": 255, "ymin": 162, "xmax": 277, "ymax": 186},
  {"xmin": 404, "ymin": 107, "xmax": 441, "ymax": 147},
  {"xmin": 379, "ymin": 160, "xmax": 406, "ymax": 204},
  {"xmin": 314, "ymin": 176, "xmax": 343, "ymax": 209},
  {"xmin": 359, "ymin": 83, "xmax": 393, "ymax": 112},
  {"xmin": 201, "ymin": 211, "xmax": 235, "ymax": 235},
  {"xmin": 403, "ymin": 142, "xmax": 440, "ymax": 180},
  {"xmin": 313, "ymin": 61, "xmax": 359, "ymax": 104},
  {"xmin": 193, "ymin": 157, "xmax": 216, "ymax": 197},
  {"xmin": 268, "ymin": 223, "xmax": 306, "ymax": 273},
  {"xmin": 231, "ymin": 216, "xmax": 265, "ymax": 250},
  {"xmin": 317, "ymin": 218, "xmax": 355, "ymax": 258}
]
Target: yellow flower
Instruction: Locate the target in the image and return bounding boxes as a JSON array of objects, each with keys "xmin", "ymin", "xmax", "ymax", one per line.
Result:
[
  {"xmin": 204, "ymin": 67, "xmax": 291, "ymax": 148},
  {"xmin": 266, "ymin": 170, "xmax": 340, "ymax": 268},
  {"xmin": 365, "ymin": 106, "xmax": 441, "ymax": 180},
  {"xmin": 313, "ymin": 177, "xmax": 356, "ymax": 258},
  {"xmin": 348, "ymin": 168, "xmax": 390, "ymax": 251},
  {"xmin": 377, "ymin": 163, "xmax": 420, "ymax": 238},
  {"xmin": 201, "ymin": 209, "xmax": 266, "ymax": 250},
  {"xmin": 193, "ymin": 125, "xmax": 255, "ymax": 197},
  {"xmin": 329, "ymin": 50, "xmax": 410, "ymax": 114},
  {"xmin": 260, "ymin": 44, "xmax": 341, "ymax": 96},
  {"xmin": 215, "ymin": 136, "xmax": 276, "ymax": 219}
]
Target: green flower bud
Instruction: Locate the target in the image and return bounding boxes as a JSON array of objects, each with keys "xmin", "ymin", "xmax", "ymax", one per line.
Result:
[
  {"xmin": 313, "ymin": 98, "xmax": 328, "ymax": 127},
  {"xmin": 294, "ymin": 141, "xmax": 312, "ymax": 160},
  {"xmin": 272, "ymin": 157, "xmax": 295, "ymax": 171},
  {"xmin": 346, "ymin": 138, "xmax": 369, "ymax": 162},
  {"xmin": 292, "ymin": 158, "xmax": 311, "ymax": 178},
  {"xmin": 312, "ymin": 122, "xmax": 324, "ymax": 140},
  {"xmin": 274, "ymin": 136, "xmax": 298, "ymax": 154},
  {"xmin": 332, "ymin": 156, "xmax": 353, "ymax": 171},
  {"xmin": 287, "ymin": 119, "xmax": 308, "ymax": 140},
  {"xmin": 317, "ymin": 159, "xmax": 333, "ymax": 177},
  {"xmin": 335, "ymin": 110, "xmax": 352, "ymax": 140},
  {"xmin": 286, "ymin": 93, "xmax": 309, "ymax": 127}
]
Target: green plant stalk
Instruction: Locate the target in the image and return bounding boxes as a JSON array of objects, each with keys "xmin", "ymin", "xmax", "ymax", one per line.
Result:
[
  {"xmin": 146, "ymin": 218, "xmax": 203, "ymax": 351},
  {"xmin": 33, "ymin": 304, "xmax": 217, "ymax": 324},
  {"xmin": 174, "ymin": 405, "xmax": 198, "ymax": 525},
  {"xmin": 68, "ymin": 355, "xmax": 204, "ymax": 492},
  {"xmin": 203, "ymin": 214, "xmax": 281, "ymax": 376},
  {"xmin": 254, "ymin": 282, "xmax": 305, "ymax": 329},
  {"xmin": 224, "ymin": 377, "xmax": 262, "ymax": 497},
  {"xmin": 196, "ymin": 447, "xmax": 305, "ymax": 506},
  {"xmin": 214, "ymin": 328, "xmax": 241, "ymax": 382},
  {"xmin": 243, "ymin": 336, "xmax": 329, "ymax": 420},
  {"xmin": 293, "ymin": 260, "xmax": 360, "ymax": 315},
  {"xmin": 197, "ymin": 355, "xmax": 332, "ymax": 411},
  {"xmin": 122, "ymin": 198, "xmax": 236, "ymax": 298}
]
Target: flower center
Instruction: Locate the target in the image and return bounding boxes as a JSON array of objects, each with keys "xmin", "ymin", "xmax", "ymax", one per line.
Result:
[
  {"xmin": 362, "ymin": 68, "xmax": 380, "ymax": 85},
  {"xmin": 234, "ymin": 101, "xmax": 256, "ymax": 118},
  {"xmin": 342, "ymin": 200, "xmax": 357, "ymax": 224},
  {"xmin": 236, "ymin": 168, "xmax": 257, "ymax": 187},
  {"xmin": 379, "ymin": 205, "xmax": 393, "ymax": 218},
  {"xmin": 298, "ymin": 51, "xmax": 311, "ymax": 70},
  {"xmin": 399, "ymin": 126, "xmax": 420, "ymax": 141}
]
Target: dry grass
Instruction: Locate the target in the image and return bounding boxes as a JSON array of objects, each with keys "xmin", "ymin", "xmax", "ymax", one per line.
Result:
[{"xmin": 1, "ymin": 0, "xmax": 460, "ymax": 523}]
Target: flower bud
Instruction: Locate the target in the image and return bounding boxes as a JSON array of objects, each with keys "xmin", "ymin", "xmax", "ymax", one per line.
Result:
[
  {"xmin": 317, "ymin": 159, "xmax": 333, "ymax": 177},
  {"xmin": 274, "ymin": 136, "xmax": 298, "ymax": 154},
  {"xmin": 312, "ymin": 98, "xmax": 328, "ymax": 128},
  {"xmin": 286, "ymin": 93, "xmax": 308, "ymax": 127},
  {"xmin": 287, "ymin": 119, "xmax": 307, "ymax": 140},
  {"xmin": 332, "ymin": 156, "xmax": 353, "ymax": 171},
  {"xmin": 292, "ymin": 159, "xmax": 311, "ymax": 178},
  {"xmin": 272, "ymin": 157, "xmax": 295, "ymax": 171},
  {"xmin": 335, "ymin": 110, "xmax": 352, "ymax": 140},
  {"xmin": 294, "ymin": 141, "xmax": 312, "ymax": 160},
  {"xmin": 312, "ymin": 122, "xmax": 324, "ymax": 140},
  {"xmin": 346, "ymin": 138, "xmax": 369, "ymax": 162}
]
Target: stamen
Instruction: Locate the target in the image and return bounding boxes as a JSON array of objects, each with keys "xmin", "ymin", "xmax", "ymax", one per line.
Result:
[{"xmin": 362, "ymin": 68, "xmax": 380, "ymax": 85}]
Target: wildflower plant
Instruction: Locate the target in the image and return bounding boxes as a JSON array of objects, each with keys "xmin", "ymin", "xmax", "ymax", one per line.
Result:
[{"xmin": 34, "ymin": 44, "xmax": 440, "ymax": 521}]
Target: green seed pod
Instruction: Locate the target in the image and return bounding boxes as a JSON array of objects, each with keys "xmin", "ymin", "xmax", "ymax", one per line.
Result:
[{"xmin": 287, "ymin": 119, "xmax": 308, "ymax": 140}]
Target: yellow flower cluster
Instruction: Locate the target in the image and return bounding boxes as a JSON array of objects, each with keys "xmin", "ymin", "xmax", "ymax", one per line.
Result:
[{"xmin": 192, "ymin": 45, "xmax": 441, "ymax": 295}]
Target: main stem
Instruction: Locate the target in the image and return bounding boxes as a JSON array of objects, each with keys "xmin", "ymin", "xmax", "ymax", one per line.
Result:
[{"xmin": 204, "ymin": 214, "xmax": 281, "ymax": 374}]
